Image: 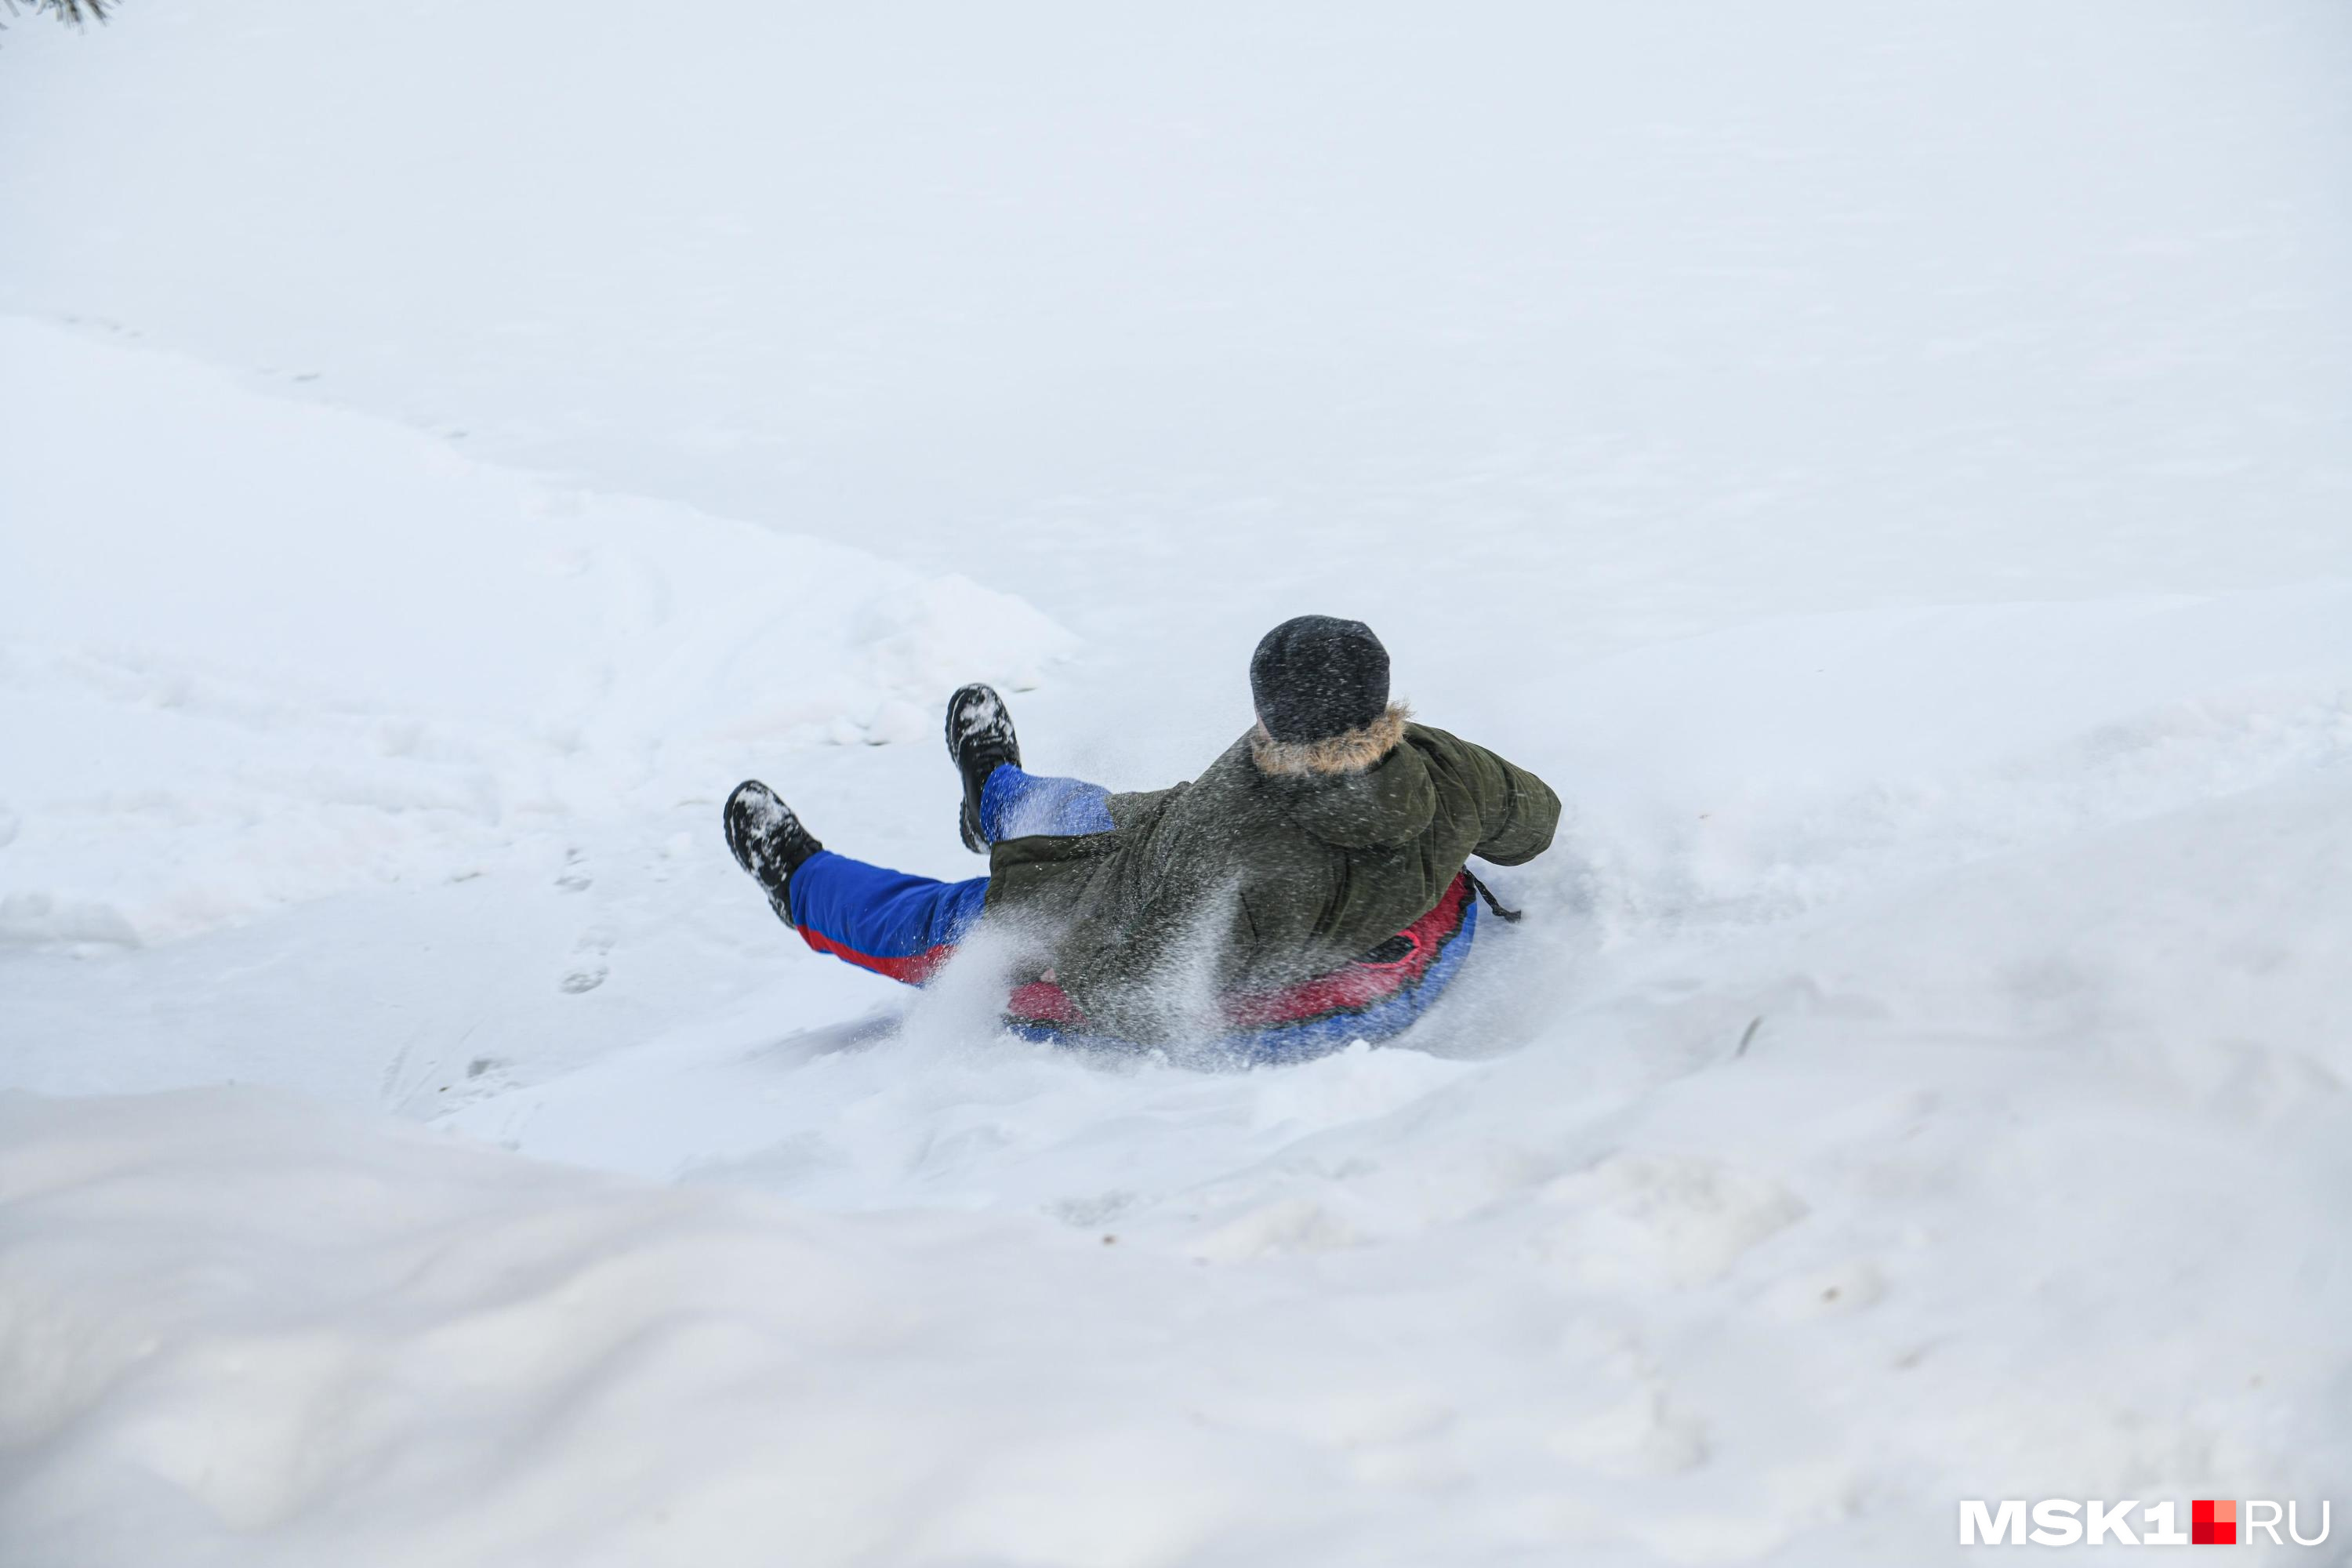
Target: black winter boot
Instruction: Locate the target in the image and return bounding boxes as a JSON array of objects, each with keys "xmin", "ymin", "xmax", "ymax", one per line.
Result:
[
  {"xmin": 945, "ymin": 683, "xmax": 1021, "ymax": 853},
  {"xmin": 724, "ymin": 780, "xmax": 822, "ymax": 913}
]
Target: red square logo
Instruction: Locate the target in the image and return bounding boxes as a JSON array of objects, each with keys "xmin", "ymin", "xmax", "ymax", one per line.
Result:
[{"xmin": 2192, "ymin": 1499, "xmax": 2237, "ymax": 1545}]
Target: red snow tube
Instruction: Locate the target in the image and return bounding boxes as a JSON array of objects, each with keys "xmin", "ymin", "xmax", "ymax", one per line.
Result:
[{"xmin": 1004, "ymin": 873, "xmax": 1478, "ymax": 1057}]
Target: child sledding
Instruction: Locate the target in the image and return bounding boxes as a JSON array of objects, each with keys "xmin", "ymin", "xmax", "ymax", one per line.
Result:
[{"xmin": 725, "ymin": 615, "xmax": 1559, "ymax": 1061}]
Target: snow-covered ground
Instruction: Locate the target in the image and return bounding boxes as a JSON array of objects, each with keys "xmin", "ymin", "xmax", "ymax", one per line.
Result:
[{"xmin": 5, "ymin": 5, "xmax": 2351, "ymax": 1564}]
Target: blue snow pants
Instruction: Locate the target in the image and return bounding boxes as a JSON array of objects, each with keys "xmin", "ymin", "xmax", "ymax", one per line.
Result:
[{"xmin": 782, "ymin": 766, "xmax": 1109, "ymax": 982}]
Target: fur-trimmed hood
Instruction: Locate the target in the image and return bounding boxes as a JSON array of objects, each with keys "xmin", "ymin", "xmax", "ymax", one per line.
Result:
[
  {"xmin": 1248, "ymin": 702, "xmax": 1410, "ymax": 778},
  {"xmin": 1250, "ymin": 706, "xmax": 1436, "ymax": 851}
]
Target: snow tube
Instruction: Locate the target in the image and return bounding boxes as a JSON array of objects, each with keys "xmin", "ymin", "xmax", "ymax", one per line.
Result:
[{"xmin": 1004, "ymin": 873, "xmax": 1479, "ymax": 1064}]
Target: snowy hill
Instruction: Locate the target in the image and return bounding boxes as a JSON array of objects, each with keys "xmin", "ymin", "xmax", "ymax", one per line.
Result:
[{"xmin": 4, "ymin": 4, "xmax": 2351, "ymax": 1565}]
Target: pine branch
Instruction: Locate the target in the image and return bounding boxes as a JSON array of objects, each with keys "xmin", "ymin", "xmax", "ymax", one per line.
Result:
[{"xmin": 5, "ymin": 0, "xmax": 114, "ymax": 27}]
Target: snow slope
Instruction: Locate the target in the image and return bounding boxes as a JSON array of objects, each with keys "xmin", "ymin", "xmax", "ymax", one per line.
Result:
[{"xmin": 5, "ymin": 3, "xmax": 2352, "ymax": 1564}]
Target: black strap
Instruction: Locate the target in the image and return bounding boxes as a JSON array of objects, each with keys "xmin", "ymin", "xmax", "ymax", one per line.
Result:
[{"xmin": 1465, "ymin": 871, "xmax": 1523, "ymax": 924}]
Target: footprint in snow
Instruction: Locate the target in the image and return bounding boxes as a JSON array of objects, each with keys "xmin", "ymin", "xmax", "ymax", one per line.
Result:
[{"xmin": 560, "ymin": 927, "xmax": 616, "ymax": 993}]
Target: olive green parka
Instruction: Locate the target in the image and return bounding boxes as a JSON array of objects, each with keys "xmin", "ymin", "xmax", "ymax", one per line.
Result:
[{"xmin": 982, "ymin": 710, "xmax": 1559, "ymax": 1041}]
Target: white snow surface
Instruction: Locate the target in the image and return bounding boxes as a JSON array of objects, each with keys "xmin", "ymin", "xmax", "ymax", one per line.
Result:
[{"xmin": 4, "ymin": 4, "xmax": 2352, "ymax": 1564}]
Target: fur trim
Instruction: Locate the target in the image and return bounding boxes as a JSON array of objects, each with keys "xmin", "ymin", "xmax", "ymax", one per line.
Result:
[{"xmin": 1250, "ymin": 702, "xmax": 1410, "ymax": 778}]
